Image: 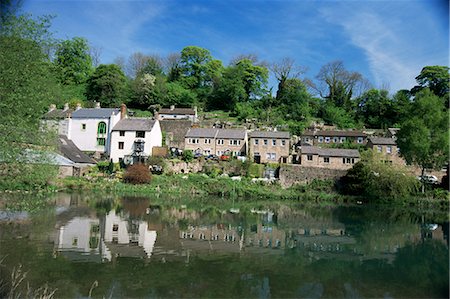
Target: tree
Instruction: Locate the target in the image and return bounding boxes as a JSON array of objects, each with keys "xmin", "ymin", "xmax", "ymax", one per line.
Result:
[
  {"xmin": 356, "ymin": 89, "xmax": 396, "ymax": 128},
  {"xmin": 0, "ymin": 8, "xmax": 59, "ymax": 189},
  {"xmin": 276, "ymin": 78, "xmax": 313, "ymax": 122},
  {"xmin": 411, "ymin": 66, "xmax": 449, "ymax": 100},
  {"xmin": 85, "ymin": 64, "xmax": 128, "ymax": 107},
  {"xmin": 54, "ymin": 37, "xmax": 93, "ymax": 84},
  {"xmin": 396, "ymin": 89, "xmax": 449, "ymax": 191},
  {"xmin": 271, "ymin": 57, "xmax": 307, "ymax": 101}
]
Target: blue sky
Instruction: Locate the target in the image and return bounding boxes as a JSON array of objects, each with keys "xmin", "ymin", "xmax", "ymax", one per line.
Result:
[{"xmin": 23, "ymin": 0, "xmax": 449, "ymax": 93}]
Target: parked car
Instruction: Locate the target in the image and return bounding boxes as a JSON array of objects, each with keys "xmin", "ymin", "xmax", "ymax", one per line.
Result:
[
  {"xmin": 220, "ymin": 153, "xmax": 231, "ymax": 161},
  {"xmin": 206, "ymin": 154, "xmax": 219, "ymax": 161},
  {"xmin": 194, "ymin": 152, "xmax": 203, "ymax": 159},
  {"xmin": 417, "ymin": 174, "xmax": 439, "ymax": 184}
]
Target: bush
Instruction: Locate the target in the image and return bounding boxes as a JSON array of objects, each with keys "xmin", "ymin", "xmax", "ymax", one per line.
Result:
[
  {"xmin": 123, "ymin": 163, "xmax": 152, "ymax": 184},
  {"xmin": 183, "ymin": 150, "xmax": 194, "ymax": 162},
  {"xmin": 248, "ymin": 163, "xmax": 264, "ymax": 178}
]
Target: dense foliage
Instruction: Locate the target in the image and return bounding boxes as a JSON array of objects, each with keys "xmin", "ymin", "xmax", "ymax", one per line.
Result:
[{"xmin": 123, "ymin": 163, "xmax": 152, "ymax": 184}]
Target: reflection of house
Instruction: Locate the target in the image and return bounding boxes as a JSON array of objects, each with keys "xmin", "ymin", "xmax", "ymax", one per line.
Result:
[
  {"xmin": 184, "ymin": 128, "xmax": 247, "ymax": 156},
  {"xmin": 367, "ymin": 137, "xmax": 404, "ymax": 165},
  {"xmin": 68, "ymin": 103, "xmax": 123, "ymax": 155},
  {"xmin": 248, "ymin": 131, "xmax": 290, "ymax": 164},
  {"xmin": 299, "ymin": 146, "xmax": 359, "ymax": 169},
  {"xmin": 301, "ymin": 130, "xmax": 367, "ymax": 146},
  {"xmin": 157, "ymin": 105, "xmax": 197, "ymax": 122},
  {"xmin": 109, "ymin": 118, "xmax": 162, "ymax": 163}
]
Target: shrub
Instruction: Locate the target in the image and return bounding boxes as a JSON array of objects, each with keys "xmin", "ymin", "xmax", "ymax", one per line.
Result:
[
  {"xmin": 248, "ymin": 163, "xmax": 264, "ymax": 178},
  {"xmin": 123, "ymin": 163, "xmax": 151, "ymax": 184},
  {"xmin": 183, "ymin": 150, "xmax": 194, "ymax": 162}
]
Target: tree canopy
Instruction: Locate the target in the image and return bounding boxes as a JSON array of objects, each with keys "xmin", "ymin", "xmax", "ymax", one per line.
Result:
[
  {"xmin": 54, "ymin": 37, "xmax": 93, "ymax": 84},
  {"xmin": 85, "ymin": 64, "xmax": 128, "ymax": 107}
]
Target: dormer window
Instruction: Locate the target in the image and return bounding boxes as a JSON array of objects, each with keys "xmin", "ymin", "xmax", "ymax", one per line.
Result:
[{"xmin": 136, "ymin": 131, "xmax": 145, "ymax": 138}]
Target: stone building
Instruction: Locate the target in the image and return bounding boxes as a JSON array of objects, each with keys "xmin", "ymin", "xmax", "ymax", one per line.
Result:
[
  {"xmin": 299, "ymin": 146, "xmax": 360, "ymax": 170},
  {"xmin": 184, "ymin": 128, "xmax": 247, "ymax": 157},
  {"xmin": 248, "ymin": 131, "xmax": 290, "ymax": 163},
  {"xmin": 157, "ymin": 105, "xmax": 197, "ymax": 122},
  {"xmin": 366, "ymin": 137, "xmax": 405, "ymax": 165}
]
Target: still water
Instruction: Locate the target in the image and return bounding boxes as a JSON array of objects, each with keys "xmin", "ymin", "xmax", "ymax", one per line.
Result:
[{"xmin": 0, "ymin": 193, "xmax": 448, "ymax": 298}]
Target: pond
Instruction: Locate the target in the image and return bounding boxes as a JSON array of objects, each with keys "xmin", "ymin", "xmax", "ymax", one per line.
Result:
[{"xmin": 0, "ymin": 193, "xmax": 448, "ymax": 298}]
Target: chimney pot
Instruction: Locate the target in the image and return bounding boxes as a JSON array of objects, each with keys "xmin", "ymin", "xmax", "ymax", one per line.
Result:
[
  {"xmin": 95, "ymin": 102, "xmax": 101, "ymax": 109},
  {"xmin": 76, "ymin": 103, "xmax": 82, "ymax": 110},
  {"xmin": 49, "ymin": 104, "xmax": 56, "ymax": 112},
  {"xmin": 120, "ymin": 103, "xmax": 127, "ymax": 120},
  {"xmin": 63, "ymin": 103, "xmax": 69, "ymax": 111},
  {"xmin": 170, "ymin": 105, "xmax": 175, "ymax": 111}
]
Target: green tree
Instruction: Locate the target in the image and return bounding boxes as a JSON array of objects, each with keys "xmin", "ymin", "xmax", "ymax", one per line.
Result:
[
  {"xmin": 85, "ymin": 64, "xmax": 128, "ymax": 107},
  {"xmin": 0, "ymin": 10, "xmax": 59, "ymax": 189},
  {"xmin": 356, "ymin": 89, "xmax": 396, "ymax": 128},
  {"xmin": 277, "ymin": 78, "xmax": 313, "ymax": 121},
  {"xmin": 396, "ymin": 88, "xmax": 449, "ymax": 190},
  {"xmin": 411, "ymin": 66, "xmax": 449, "ymax": 100},
  {"xmin": 54, "ymin": 37, "xmax": 93, "ymax": 84}
]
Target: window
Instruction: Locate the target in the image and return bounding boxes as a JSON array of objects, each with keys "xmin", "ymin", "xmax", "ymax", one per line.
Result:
[
  {"xmin": 386, "ymin": 146, "xmax": 392, "ymax": 154},
  {"xmin": 304, "ymin": 137, "xmax": 310, "ymax": 142},
  {"xmin": 343, "ymin": 158, "xmax": 355, "ymax": 164},
  {"xmin": 377, "ymin": 145, "xmax": 382, "ymax": 153},
  {"xmin": 307, "ymin": 154, "xmax": 313, "ymax": 161},
  {"xmin": 97, "ymin": 122, "xmax": 107, "ymax": 135},
  {"xmin": 318, "ymin": 136, "xmax": 324, "ymax": 143},
  {"xmin": 324, "ymin": 157, "xmax": 330, "ymax": 163},
  {"xmin": 203, "ymin": 150, "xmax": 211, "ymax": 155},
  {"xmin": 325, "ymin": 137, "xmax": 331, "ymax": 143},
  {"xmin": 118, "ymin": 142, "xmax": 124, "ymax": 149},
  {"xmin": 205, "ymin": 138, "xmax": 211, "ymax": 144},
  {"xmin": 281, "ymin": 140, "xmax": 286, "ymax": 146},
  {"xmin": 112, "ymin": 224, "xmax": 119, "ymax": 232},
  {"xmin": 119, "ymin": 131, "xmax": 125, "ymax": 136},
  {"xmin": 81, "ymin": 123, "xmax": 86, "ymax": 131},
  {"xmin": 189, "ymin": 138, "xmax": 199, "ymax": 144},
  {"xmin": 97, "ymin": 138, "xmax": 105, "ymax": 146},
  {"xmin": 217, "ymin": 139, "xmax": 224, "ymax": 145},
  {"xmin": 263, "ymin": 139, "xmax": 268, "ymax": 145},
  {"xmin": 230, "ymin": 139, "xmax": 240, "ymax": 146},
  {"xmin": 357, "ymin": 137, "xmax": 363, "ymax": 144},
  {"xmin": 340, "ymin": 137, "xmax": 346, "ymax": 143},
  {"xmin": 254, "ymin": 139, "xmax": 259, "ymax": 145},
  {"xmin": 72, "ymin": 237, "xmax": 78, "ymax": 247},
  {"xmin": 136, "ymin": 131, "xmax": 145, "ymax": 138},
  {"xmin": 333, "ymin": 137, "xmax": 339, "ymax": 143},
  {"xmin": 271, "ymin": 139, "xmax": 276, "ymax": 146}
]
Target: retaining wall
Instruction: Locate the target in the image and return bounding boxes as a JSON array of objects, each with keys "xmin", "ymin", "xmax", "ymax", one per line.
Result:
[{"xmin": 279, "ymin": 165, "xmax": 348, "ymax": 188}]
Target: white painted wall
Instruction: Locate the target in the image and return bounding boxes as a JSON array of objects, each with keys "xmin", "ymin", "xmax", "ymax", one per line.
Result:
[
  {"xmin": 109, "ymin": 120, "xmax": 162, "ymax": 163},
  {"xmin": 68, "ymin": 113, "xmax": 121, "ymax": 154},
  {"xmin": 57, "ymin": 217, "xmax": 100, "ymax": 252}
]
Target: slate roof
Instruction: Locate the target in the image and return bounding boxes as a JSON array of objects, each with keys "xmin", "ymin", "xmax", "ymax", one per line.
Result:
[
  {"xmin": 58, "ymin": 135, "xmax": 96, "ymax": 164},
  {"xmin": 43, "ymin": 108, "xmax": 73, "ymax": 119},
  {"xmin": 159, "ymin": 107, "xmax": 196, "ymax": 115},
  {"xmin": 302, "ymin": 130, "xmax": 366, "ymax": 137},
  {"xmin": 216, "ymin": 129, "xmax": 246, "ymax": 139},
  {"xmin": 368, "ymin": 137, "xmax": 397, "ymax": 145},
  {"xmin": 185, "ymin": 128, "xmax": 218, "ymax": 138},
  {"xmin": 301, "ymin": 146, "xmax": 360, "ymax": 158},
  {"xmin": 249, "ymin": 131, "xmax": 290, "ymax": 139},
  {"xmin": 112, "ymin": 118, "xmax": 157, "ymax": 131},
  {"xmin": 71, "ymin": 108, "xmax": 119, "ymax": 119}
]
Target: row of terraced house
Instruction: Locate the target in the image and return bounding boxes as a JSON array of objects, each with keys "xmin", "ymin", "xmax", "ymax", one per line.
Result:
[{"xmin": 42, "ymin": 103, "xmax": 405, "ymax": 175}]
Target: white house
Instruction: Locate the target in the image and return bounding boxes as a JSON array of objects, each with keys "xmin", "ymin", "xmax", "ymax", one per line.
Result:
[
  {"xmin": 41, "ymin": 103, "xmax": 72, "ymax": 136},
  {"xmin": 67, "ymin": 103, "xmax": 125, "ymax": 155},
  {"xmin": 156, "ymin": 105, "xmax": 197, "ymax": 122},
  {"xmin": 109, "ymin": 117, "xmax": 162, "ymax": 163}
]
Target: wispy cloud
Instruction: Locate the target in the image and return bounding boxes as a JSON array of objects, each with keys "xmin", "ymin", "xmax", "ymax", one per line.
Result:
[{"xmin": 320, "ymin": 2, "xmax": 449, "ymax": 92}]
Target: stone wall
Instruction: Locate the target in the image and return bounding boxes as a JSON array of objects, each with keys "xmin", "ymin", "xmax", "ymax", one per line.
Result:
[
  {"xmin": 279, "ymin": 164, "xmax": 348, "ymax": 188},
  {"xmin": 165, "ymin": 160, "xmax": 203, "ymax": 174}
]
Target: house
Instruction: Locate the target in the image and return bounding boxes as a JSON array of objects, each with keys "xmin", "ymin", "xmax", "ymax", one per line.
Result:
[
  {"xmin": 156, "ymin": 105, "xmax": 197, "ymax": 122},
  {"xmin": 386, "ymin": 128, "xmax": 400, "ymax": 140},
  {"xmin": 301, "ymin": 130, "xmax": 367, "ymax": 146},
  {"xmin": 299, "ymin": 146, "xmax": 360, "ymax": 170},
  {"xmin": 109, "ymin": 118, "xmax": 162, "ymax": 164},
  {"xmin": 58, "ymin": 135, "xmax": 96, "ymax": 174},
  {"xmin": 366, "ymin": 137, "xmax": 405, "ymax": 165},
  {"xmin": 160, "ymin": 119, "xmax": 192, "ymax": 150},
  {"xmin": 42, "ymin": 103, "xmax": 72, "ymax": 136},
  {"xmin": 248, "ymin": 131, "xmax": 291, "ymax": 164},
  {"xmin": 184, "ymin": 128, "xmax": 247, "ymax": 157},
  {"xmin": 68, "ymin": 103, "xmax": 125, "ymax": 156}
]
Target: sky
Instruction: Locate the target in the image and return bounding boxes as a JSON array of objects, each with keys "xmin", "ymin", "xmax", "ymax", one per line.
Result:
[{"xmin": 22, "ymin": 0, "xmax": 449, "ymax": 94}]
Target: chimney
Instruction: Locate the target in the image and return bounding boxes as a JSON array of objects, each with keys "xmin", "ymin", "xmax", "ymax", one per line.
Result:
[
  {"xmin": 95, "ymin": 102, "xmax": 101, "ymax": 109},
  {"xmin": 120, "ymin": 103, "xmax": 127, "ymax": 120},
  {"xmin": 170, "ymin": 105, "xmax": 175, "ymax": 111},
  {"xmin": 154, "ymin": 111, "xmax": 160, "ymax": 120},
  {"xmin": 76, "ymin": 103, "xmax": 82, "ymax": 110},
  {"xmin": 48, "ymin": 104, "xmax": 56, "ymax": 112},
  {"xmin": 63, "ymin": 103, "xmax": 69, "ymax": 111}
]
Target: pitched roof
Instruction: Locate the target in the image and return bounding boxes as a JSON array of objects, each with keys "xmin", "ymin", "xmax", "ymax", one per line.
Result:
[
  {"xmin": 71, "ymin": 108, "xmax": 119, "ymax": 119},
  {"xmin": 301, "ymin": 146, "xmax": 360, "ymax": 158},
  {"xmin": 216, "ymin": 129, "xmax": 246, "ymax": 139},
  {"xmin": 43, "ymin": 108, "xmax": 73, "ymax": 119},
  {"xmin": 368, "ymin": 137, "xmax": 396, "ymax": 145},
  {"xmin": 58, "ymin": 135, "xmax": 96, "ymax": 164},
  {"xmin": 159, "ymin": 107, "xmax": 196, "ymax": 115},
  {"xmin": 249, "ymin": 131, "xmax": 290, "ymax": 139},
  {"xmin": 185, "ymin": 128, "xmax": 218, "ymax": 138},
  {"xmin": 112, "ymin": 118, "xmax": 157, "ymax": 131},
  {"xmin": 302, "ymin": 130, "xmax": 366, "ymax": 137}
]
